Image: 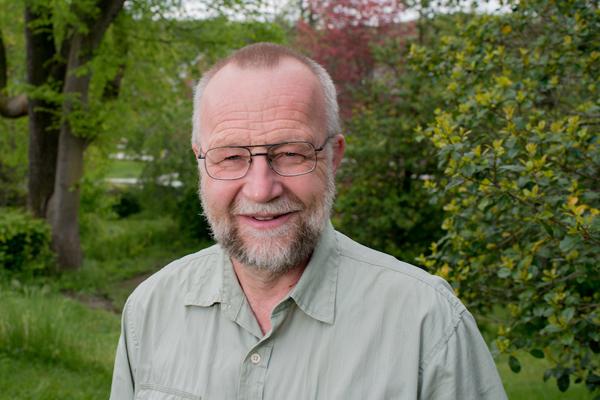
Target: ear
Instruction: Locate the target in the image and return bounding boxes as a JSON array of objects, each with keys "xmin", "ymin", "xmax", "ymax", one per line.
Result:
[
  {"xmin": 192, "ymin": 143, "xmax": 200, "ymax": 158},
  {"xmin": 331, "ymin": 134, "xmax": 345, "ymax": 174}
]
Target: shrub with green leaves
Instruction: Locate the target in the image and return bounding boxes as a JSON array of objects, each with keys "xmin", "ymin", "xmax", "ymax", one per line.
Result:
[
  {"xmin": 413, "ymin": 1, "xmax": 599, "ymax": 394},
  {"xmin": 334, "ymin": 37, "xmax": 445, "ymax": 262},
  {"xmin": 0, "ymin": 208, "xmax": 54, "ymax": 275}
]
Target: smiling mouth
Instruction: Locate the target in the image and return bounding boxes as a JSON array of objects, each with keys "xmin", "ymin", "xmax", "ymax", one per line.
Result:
[
  {"xmin": 249, "ymin": 212, "xmax": 294, "ymax": 221},
  {"xmin": 253, "ymin": 216, "xmax": 276, "ymax": 221}
]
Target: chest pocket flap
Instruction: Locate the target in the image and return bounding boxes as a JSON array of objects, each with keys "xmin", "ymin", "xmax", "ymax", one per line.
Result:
[{"xmin": 135, "ymin": 383, "xmax": 201, "ymax": 400}]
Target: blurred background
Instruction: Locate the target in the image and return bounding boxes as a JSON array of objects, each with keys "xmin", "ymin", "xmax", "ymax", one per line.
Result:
[{"xmin": 0, "ymin": 0, "xmax": 597, "ymax": 398}]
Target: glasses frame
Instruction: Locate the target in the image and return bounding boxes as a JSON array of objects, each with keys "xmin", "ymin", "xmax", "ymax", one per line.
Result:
[{"xmin": 198, "ymin": 136, "xmax": 334, "ymax": 180}]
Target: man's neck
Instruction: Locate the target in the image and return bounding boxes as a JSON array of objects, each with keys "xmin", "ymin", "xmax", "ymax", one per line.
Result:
[{"xmin": 232, "ymin": 259, "xmax": 307, "ymax": 335}]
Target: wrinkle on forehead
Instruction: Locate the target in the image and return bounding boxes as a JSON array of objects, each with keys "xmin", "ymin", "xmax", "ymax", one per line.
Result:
[{"xmin": 199, "ymin": 59, "xmax": 327, "ymax": 148}]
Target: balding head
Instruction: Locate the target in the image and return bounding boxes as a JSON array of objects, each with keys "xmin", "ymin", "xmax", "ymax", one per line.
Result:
[{"xmin": 191, "ymin": 43, "xmax": 340, "ymax": 148}]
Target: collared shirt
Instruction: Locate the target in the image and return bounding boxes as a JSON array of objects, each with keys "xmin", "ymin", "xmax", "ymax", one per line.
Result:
[{"xmin": 110, "ymin": 222, "xmax": 507, "ymax": 400}]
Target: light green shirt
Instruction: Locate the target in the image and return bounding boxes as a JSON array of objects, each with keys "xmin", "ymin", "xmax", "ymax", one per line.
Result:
[{"xmin": 110, "ymin": 222, "xmax": 507, "ymax": 399}]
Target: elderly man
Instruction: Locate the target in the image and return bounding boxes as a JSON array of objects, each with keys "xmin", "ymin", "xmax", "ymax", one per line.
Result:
[{"xmin": 110, "ymin": 43, "xmax": 507, "ymax": 399}]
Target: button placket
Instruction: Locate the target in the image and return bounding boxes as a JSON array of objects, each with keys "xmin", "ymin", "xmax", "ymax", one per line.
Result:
[{"xmin": 237, "ymin": 342, "xmax": 274, "ymax": 400}]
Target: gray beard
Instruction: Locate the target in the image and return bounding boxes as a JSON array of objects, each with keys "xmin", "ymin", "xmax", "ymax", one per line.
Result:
[{"xmin": 199, "ymin": 171, "xmax": 336, "ymax": 276}]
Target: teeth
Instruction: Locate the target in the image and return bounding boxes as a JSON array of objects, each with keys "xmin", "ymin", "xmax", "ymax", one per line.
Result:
[{"xmin": 254, "ymin": 216, "xmax": 275, "ymax": 221}]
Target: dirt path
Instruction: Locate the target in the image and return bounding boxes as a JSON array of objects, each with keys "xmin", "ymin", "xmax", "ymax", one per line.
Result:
[{"xmin": 63, "ymin": 271, "xmax": 154, "ymax": 314}]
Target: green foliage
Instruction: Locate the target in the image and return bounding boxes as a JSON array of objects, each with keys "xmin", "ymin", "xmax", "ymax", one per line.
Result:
[
  {"xmin": 111, "ymin": 189, "xmax": 141, "ymax": 218},
  {"xmin": 334, "ymin": 37, "xmax": 444, "ymax": 262},
  {"xmin": 0, "ymin": 0, "xmax": 25, "ymax": 86},
  {"xmin": 497, "ymin": 352, "xmax": 595, "ymax": 399},
  {"xmin": 0, "ymin": 118, "xmax": 28, "ymax": 207},
  {"xmin": 176, "ymin": 185, "xmax": 212, "ymax": 242},
  {"xmin": 0, "ymin": 208, "xmax": 53, "ymax": 275},
  {"xmin": 80, "ymin": 214, "xmax": 182, "ymax": 263},
  {"xmin": 413, "ymin": 1, "xmax": 599, "ymax": 393},
  {"xmin": 0, "ymin": 2, "xmax": 27, "ymax": 208},
  {"xmin": 65, "ymin": 214, "xmax": 203, "ymax": 310}
]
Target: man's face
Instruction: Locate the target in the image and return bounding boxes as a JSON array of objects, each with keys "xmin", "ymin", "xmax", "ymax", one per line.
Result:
[{"xmin": 194, "ymin": 59, "xmax": 344, "ymax": 274}]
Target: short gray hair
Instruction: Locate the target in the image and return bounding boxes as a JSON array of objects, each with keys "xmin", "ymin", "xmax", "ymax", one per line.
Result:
[{"xmin": 191, "ymin": 43, "xmax": 341, "ymax": 148}]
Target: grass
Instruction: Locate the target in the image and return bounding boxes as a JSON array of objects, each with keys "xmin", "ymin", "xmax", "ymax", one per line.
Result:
[
  {"xmin": 0, "ymin": 286, "xmax": 119, "ymax": 399},
  {"xmin": 105, "ymin": 159, "xmax": 144, "ymax": 179},
  {"xmin": 0, "ymin": 354, "xmax": 112, "ymax": 400},
  {"xmin": 498, "ymin": 353, "xmax": 594, "ymax": 399},
  {"xmin": 63, "ymin": 213, "xmax": 209, "ymax": 311}
]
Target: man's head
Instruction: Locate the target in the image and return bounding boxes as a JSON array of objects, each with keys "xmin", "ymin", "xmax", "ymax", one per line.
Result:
[
  {"xmin": 191, "ymin": 43, "xmax": 341, "ymax": 149},
  {"xmin": 191, "ymin": 43, "xmax": 345, "ymax": 275}
]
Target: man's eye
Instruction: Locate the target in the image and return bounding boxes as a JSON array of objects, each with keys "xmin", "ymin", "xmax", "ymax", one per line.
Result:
[
  {"xmin": 223, "ymin": 155, "xmax": 243, "ymax": 161},
  {"xmin": 285, "ymin": 152, "xmax": 302, "ymax": 158},
  {"xmin": 213, "ymin": 153, "xmax": 248, "ymax": 164},
  {"xmin": 274, "ymin": 152, "xmax": 305, "ymax": 159}
]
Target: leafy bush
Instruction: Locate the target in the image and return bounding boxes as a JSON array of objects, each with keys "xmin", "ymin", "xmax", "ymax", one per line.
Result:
[
  {"xmin": 176, "ymin": 186, "xmax": 212, "ymax": 243},
  {"xmin": 413, "ymin": 1, "xmax": 599, "ymax": 394},
  {"xmin": 111, "ymin": 189, "xmax": 142, "ymax": 218},
  {"xmin": 0, "ymin": 208, "xmax": 54, "ymax": 275},
  {"xmin": 334, "ymin": 71, "xmax": 444, "ymax": 262},
  {"xmin": 0, "ymin": 114, "xmax": 28, "ymax": 208}
]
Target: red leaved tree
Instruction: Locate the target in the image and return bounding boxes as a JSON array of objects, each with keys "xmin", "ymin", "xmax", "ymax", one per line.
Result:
[{"xmin": 295, "ymin": 0, "xmax": 409, "ymax": 117}]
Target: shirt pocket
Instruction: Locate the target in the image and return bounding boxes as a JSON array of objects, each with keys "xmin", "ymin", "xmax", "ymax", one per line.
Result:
[{"xmin": 135, "ymin": 383, "xmax": 201, "ymax": 400}]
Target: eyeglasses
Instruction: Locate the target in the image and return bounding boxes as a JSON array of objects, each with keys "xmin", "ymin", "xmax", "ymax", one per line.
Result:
[{"xmin": 198, "ymin": 137, "xmax": 333, "ymax": 180}]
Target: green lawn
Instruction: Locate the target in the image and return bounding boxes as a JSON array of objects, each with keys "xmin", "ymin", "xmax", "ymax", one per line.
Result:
[
  {"xmin": 498, "ymin": 353, "xmax": 594, "ymax": 399},
  {"xmin": 0, "ymin": 354, "xmax": 111, "ymax": 400},
  {"xmin": 106, "ymin": 159, "xmax": 144, "ymax": 179},
  {"xmin": 0, "ymin": 287, "xmax": 119, "ymax": 400}
]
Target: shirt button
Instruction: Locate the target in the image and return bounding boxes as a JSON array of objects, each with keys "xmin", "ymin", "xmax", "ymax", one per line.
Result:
[{"xmin": 250, "ymin": 353, "xmax": 261, "ymax": 364}]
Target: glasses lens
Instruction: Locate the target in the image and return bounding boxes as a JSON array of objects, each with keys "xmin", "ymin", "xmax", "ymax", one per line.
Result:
[
  {"xmin": 268, "ymin": 142, "xmax": 316, "ymax": 176},
  {"xmin": 205, "ymin": 147, "xmax": 250, "ymax": 179}
]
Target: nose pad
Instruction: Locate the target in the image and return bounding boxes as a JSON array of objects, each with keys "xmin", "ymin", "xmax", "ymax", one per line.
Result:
[{"xmin": 241, "ymin": 154, "xmax": 283, "ymax": 203}]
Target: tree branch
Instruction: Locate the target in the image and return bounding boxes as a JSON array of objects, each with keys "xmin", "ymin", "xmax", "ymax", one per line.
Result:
[
  {"xmin": 0, "ymin": 29, "xmax": 27, "ymax": 118},
  {"xmin": 0, "ymin": 94, "xmax": 27, "ymax": 118}
]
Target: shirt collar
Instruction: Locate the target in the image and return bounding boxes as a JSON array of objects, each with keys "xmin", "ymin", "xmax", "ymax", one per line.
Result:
[
  {"xmin": 183, "ymin": 247, "xmax": 226, "ymax": 307},
  {"xmin": 184, "ymin": 221, "xmax": 340, "ymax": 325},
  {"xmin": 289, "ymin": 221, "xmax": 339, "ymax": 325}
]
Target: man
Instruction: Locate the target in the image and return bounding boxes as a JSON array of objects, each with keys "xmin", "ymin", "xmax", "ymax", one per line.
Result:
[{"xmin": 110, "ymin": 43, "xmax": 507, "ymax": 399}]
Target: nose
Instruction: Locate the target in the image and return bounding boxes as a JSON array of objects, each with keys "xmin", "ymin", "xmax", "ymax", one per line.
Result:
[{"xmin": 240, "ymin": 154, "xmax": 283, "ymax": 203}]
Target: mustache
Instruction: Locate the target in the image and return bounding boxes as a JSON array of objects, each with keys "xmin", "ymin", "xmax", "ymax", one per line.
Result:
[{"xmin": 231, "ymin": 196, "xmax": 304, "ymax": 215}]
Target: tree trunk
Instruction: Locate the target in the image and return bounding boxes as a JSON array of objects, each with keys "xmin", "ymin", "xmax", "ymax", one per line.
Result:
[
  {"xmin": 51, "ymin": 124, "xmax": 86, "ymax": 269},
  {"xmin": 50, "ymin": 0, "xmax": 124, "ymax": 269},
  {"xmin": 50, "ymin": 34, "xmax": 94, "ymax": 269},
  {"xmin": 25, "ymin": 5, "xmax": 65, "ymax": 218}
]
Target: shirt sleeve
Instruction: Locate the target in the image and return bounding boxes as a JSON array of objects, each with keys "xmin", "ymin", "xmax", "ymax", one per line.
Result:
[
  {"xmin": 110, "ymin": 298, "xmax": 137, "ymax": 400},
  {"xmin": 420, "ymin": 310, "xmax": 508, "ymax": 400}
]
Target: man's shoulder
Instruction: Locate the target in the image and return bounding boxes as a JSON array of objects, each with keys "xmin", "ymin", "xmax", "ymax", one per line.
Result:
[
  {"xmin": 126, "ymin": 243, "xmax": 222, "ymax": 308},
  {"xmin": 333, "ymin": 230, "xmax": 474, "ymax": 366},
  {"xmin": 333, "ymin": 229, "xmax": 464, "ymax": 314}
]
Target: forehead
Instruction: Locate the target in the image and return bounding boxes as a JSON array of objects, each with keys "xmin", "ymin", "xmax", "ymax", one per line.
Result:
[{"xmin": 198, "ymin": 58, "xmax": 326, "ymax": 147}]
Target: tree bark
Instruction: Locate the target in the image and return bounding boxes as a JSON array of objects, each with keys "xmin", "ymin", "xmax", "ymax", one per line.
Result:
[
  {"xmin": 51, "ymin": 0, "xmax": 124, "ymax": 269},
  {"xmin": 25, "ymin": 5, "xmax": 66, "ymax": 218}
]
